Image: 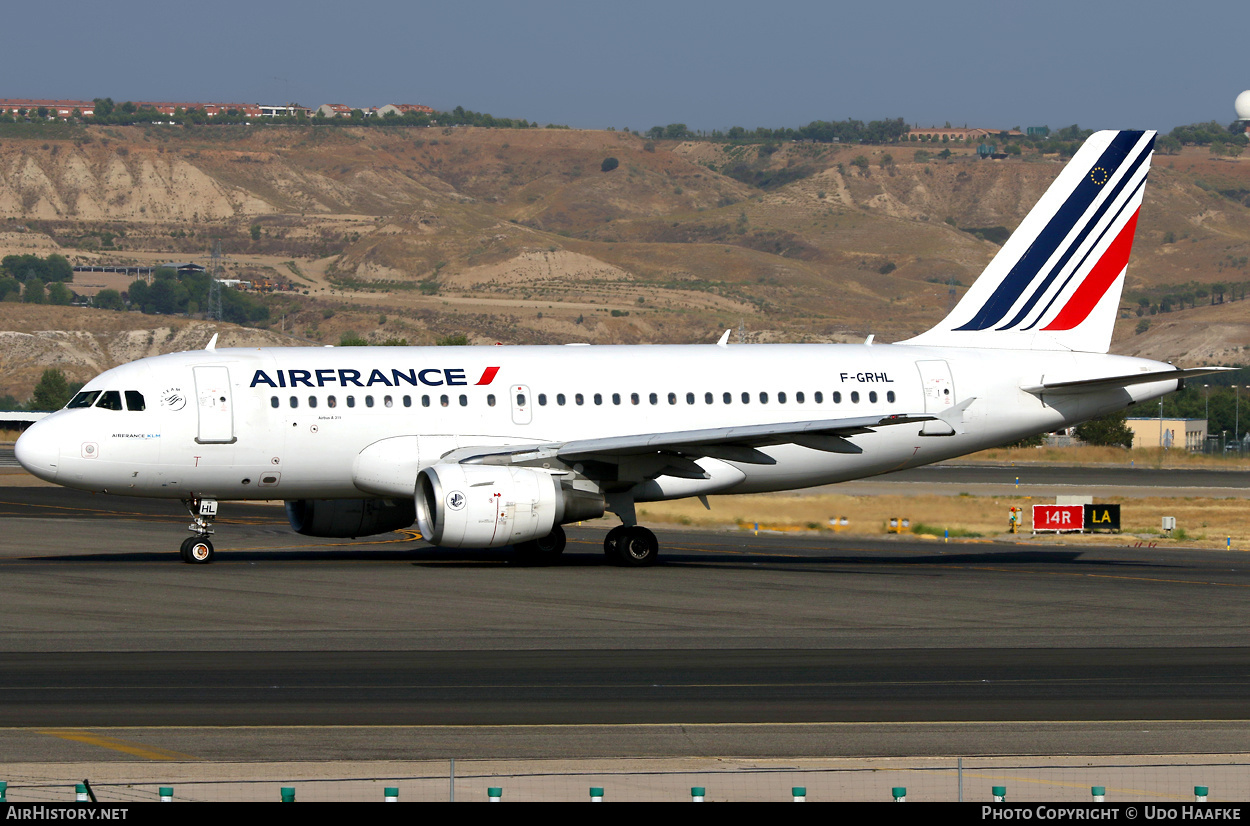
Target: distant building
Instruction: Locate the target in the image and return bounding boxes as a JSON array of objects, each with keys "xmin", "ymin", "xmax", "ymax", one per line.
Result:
[
  {"xmin": 377, "ymin": 103, "xmax": 435, "ymax": 118},
  {"xmin": 1125, "ymin": 417, "xmax": 1207, "ymax": 451},
  {"xmin": 317, "ymin": 103, "xmax": 354, "ymax": 118},
  {"xmin": 908, "ymin": 127, "xmax": 1023, "ymax": 142},
  {"xmin": 258, "ymin": 103, "xmax": 312, "ymax": 118}
]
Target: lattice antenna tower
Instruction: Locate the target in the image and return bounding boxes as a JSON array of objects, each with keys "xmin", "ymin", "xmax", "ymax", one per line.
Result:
[{"xmin": 208, "ymin": 241, "xmax": 224, "ymax": 322}]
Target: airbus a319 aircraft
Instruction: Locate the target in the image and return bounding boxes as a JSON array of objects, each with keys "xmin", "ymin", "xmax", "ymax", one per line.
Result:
[{"xmin": 15, "ymin": 130, "xmax": 1220, "ymax": 565}]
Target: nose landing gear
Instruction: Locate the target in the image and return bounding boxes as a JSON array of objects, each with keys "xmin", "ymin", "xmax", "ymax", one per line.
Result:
[{"xmin": 179, "ymin": 498, "xmax": 217, "ymax": 564}]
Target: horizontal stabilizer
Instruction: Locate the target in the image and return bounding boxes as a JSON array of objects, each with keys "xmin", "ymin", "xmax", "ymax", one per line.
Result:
[{"xmin": 1021, "ymin": 366, "xmax": 1233, "ymax": 396}]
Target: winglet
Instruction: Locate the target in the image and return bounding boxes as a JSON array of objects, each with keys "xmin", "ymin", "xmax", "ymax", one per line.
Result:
[
  {"xmin": 205, "ymin": 333, "xmax": 218, "ymax": 351},
  {"xmin": 716, "ymin": 329, "xmax": 731, "ymax": 347}
]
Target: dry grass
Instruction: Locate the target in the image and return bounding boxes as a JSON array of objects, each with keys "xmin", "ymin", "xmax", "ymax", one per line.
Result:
[
  {"xmin": 638, "ymin": 491, "xmax": 1250, "ymax": 548},
  {"xmin": 964, "ymin": 444, "xmax": 1250, "ymax": 469}
]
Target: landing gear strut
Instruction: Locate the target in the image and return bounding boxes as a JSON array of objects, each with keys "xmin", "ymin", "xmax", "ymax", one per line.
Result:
[
  {"xmin": 180, "ymin": 498, "xmax": 217, "ymax": 564},
  {"xmin": 603, "ymin": 525, "xmax": 659, "ymax": 567}
]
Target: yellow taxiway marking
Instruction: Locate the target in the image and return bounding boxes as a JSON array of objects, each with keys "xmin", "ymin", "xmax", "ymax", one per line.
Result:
[
  {"xmin": 957, "ymin": 770, "xmax": 1193, "ymax": 801},
  {"xmin": 37, "ymin": 729, "xmax": 197, "ymax": 761}
]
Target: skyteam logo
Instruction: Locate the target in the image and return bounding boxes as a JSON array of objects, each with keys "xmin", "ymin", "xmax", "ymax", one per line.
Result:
[
  {"xmin": 446, "ymin": 491, "xmax": 466, "ymax": 511},
  {"xmin": 952, "ymin": 131, "xmax": 1154, "ymax": 334}
]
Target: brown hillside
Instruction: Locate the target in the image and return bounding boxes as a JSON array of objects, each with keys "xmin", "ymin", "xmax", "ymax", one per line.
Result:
[{"xmin": 0, "ymin": 124, "xmax": 1246, "ymax": 400}]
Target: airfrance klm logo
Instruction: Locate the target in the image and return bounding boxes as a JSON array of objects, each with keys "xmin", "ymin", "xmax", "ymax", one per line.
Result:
[{"xmin": 250, "ymin": 366, "xmax": 501, "ymax": 389}]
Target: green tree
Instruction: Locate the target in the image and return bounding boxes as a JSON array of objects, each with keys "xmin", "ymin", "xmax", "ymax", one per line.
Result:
[
  {"xmin": 0, "ymin": 276, "xmax": 19, "ymax": 301},
  {"xmin": 250, "ymin": 224, "xmax": 262, "ymax": 241},
  {"xmin": 22, "ymin": 278, "xmax": 45, "ymax": 304},
  {"xmin": 28, "ymin": 369, "xmax": 71, "ymax": 411},
  {"xmin": 93, "ymin": 288, "xmax": 125, "ymax": 310},
  {"xmin": 46, "ymin": 281, "xmax": 72, "ymax": 305},
  {"xmin": 436, "ymin": 333, "xmax": 469, "ymax": 346},
  {"xmin": 600, "ymin": 157, "xmax": 619, "ymax": 172},
  {"xmin": 1074, "ymin": 410, "xmax": 1135, "ymax": 448}
]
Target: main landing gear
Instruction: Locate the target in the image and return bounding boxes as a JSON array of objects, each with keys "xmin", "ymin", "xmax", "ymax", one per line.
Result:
[
  {"xmin": 179, "ymin": 497, "xmax": 217, "ymax": 564},
  {"xmin": 603, "ymin": 525, "xmax": 659, "ymax": 567},
  {"xmin": 515, "ymin": 525, "xmax": 567, "ymax": 565}
]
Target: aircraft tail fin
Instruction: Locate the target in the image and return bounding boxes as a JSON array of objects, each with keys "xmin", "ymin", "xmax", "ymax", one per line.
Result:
[{"xmin": 902, "ymin": 130, "xmax": 1156, "ymax": 353}]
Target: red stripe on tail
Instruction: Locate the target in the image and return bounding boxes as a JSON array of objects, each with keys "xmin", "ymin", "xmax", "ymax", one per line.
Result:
[{"xmin": 1043, "ymin": 210, "xmax": 1139, "ymax": 332}]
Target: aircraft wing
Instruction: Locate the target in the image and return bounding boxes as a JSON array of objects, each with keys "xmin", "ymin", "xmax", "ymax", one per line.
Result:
[{"xmin": 443, "ymin": 411, "xmax": 944, "ymax": 471}]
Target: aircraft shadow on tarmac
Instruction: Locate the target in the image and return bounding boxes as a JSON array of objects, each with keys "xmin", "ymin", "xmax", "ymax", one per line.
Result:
[{"xmin": 26, "ymin": 544, "xmax": 1189, "ymax": 572}]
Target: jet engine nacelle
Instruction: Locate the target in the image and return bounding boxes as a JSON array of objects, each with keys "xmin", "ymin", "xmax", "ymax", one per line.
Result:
[
  {"xmin": 415, "ymin": 463, "xmax": 604, "ymax": 548},
  {"xmin": 286, "ymin": 498, "xmax": 417, "ymax": 538}
]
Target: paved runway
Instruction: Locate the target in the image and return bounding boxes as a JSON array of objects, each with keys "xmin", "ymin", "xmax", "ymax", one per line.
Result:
[{"xmin": 2, "ymin": 485, "xmax": 1250, "ymax": 760}]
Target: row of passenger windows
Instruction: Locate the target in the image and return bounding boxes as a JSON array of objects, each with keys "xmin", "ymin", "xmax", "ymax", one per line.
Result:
[
  {"xmin": 272, "ymin": 389, "xmax": 898, "ymax": 409},
  {"xmin": 67, "ymin": 390, "xmax": 146, "ymax": 411},
  {"xmin": 528, "ymin": 390, "xmax": 896, "ymax": 406}
]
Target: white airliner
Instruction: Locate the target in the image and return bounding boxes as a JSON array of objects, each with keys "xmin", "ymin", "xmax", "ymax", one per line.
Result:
[{"xmin": 14, "ymin": 130, "xmax": 1220, "ymax": 565}]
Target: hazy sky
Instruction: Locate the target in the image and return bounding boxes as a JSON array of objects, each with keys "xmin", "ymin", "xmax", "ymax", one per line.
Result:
[{"xmin": 5, "ymin": 1, "xmax": 1246, "ymax": 133}]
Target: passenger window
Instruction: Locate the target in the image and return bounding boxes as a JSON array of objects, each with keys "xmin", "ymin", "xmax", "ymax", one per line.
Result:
[
  {"xmin": 487, "ymin": 394, "xmax": 496, "ymax": 407},
  {"xmin": 384, "ymin": 395, "xmax": 393, "ymax": 408},
  {"xmin": 778, "ymin": 392, "xmax": 787, "ymax": 404},
  {"xmin": 96, "ymin": 391, "xmax": 123, "ymax": 410},
  {"xmin": 347, "ymin": 396, "xmax": 356, "ymax": 408},
  {"xmin": 631, "ymin": 393, "xmax": 640, "ymax": 405},
  {"xmin": 887, "ymin": 391, "xmax": 896, "ymax": 403},
  {"xmin": 459, "ymin": 395, "xmax": 467, "ymax": 407},
  {"xmin": 686, "ymin": 393, "xmax": 694, "ymax": 405},
  {"xmin": 516, "ymin": 393, "xmax": 526, "ymax": 407},
  {"xmin": 851, "ymin": 391, "xmax": 860, "ymax": 403},
  {"xmin": 759, "ymin": 392, "xmax": 769, "ymax": 404},
  {"xmin": 365, "ymin": 396, "xmax": 374, "ymax": 408},
  {"xmin": 649, "ymin": 393, "xmax": 658, "ymax": 405},
  {"xmin": 869, "ymin": 391, "xmax": 878, "ymax": 403},
  {"xmin": 832, "ymin": 392, "xmax": 842, "ymax": 403},
  {"xmin": 125, "ymin": 390, "xmax": 146, "ymax": 411},
  {"xmin": 270, "ymin": 396, "xmax": 279, "ymax": 408},
  {"xmin": 594, "ymin": 393, "xmax": 603, "ymax": 405},
  {"xmin": 741, "ymin": 392, "xmax": 750, "ymax": 404},
  {"xmin": 575, "ymin": 393, "xmax": 584, "ymax": 406},
  {"xmin": 403, "ymin": 396, "xmax": 412, "ymax": 408},
  {"xmin": 68, "ymin": 391, "xmax": 101, "ymax": 409},
  {"xmin": 422, "ymin": 395, "xmax": 430, "ymax": 408},
  {"xmin": 814, "ymin": 391, "xmax": 823, "ymax": 403},
  {"xmin": 557, "ymin": 393, "xmax": 566, "ymax": 406},
  {"xmin": 612, "ymin": 393, "xmax": 620, "ymax": 405},
  {"xmin": 439, "ymin": 395, "xmax": 449, "ymax": 407},
  {"xmin": 538, "ymin": 394, "xmax": 547, "ymax": 406},
  {"xmin": 795, "ymin": 392, "xmax": 804, "ymax": 404},
  {"xmin": 723, "ymin": 392, "xmax": 732, "ymax": 404},
  {"xmin": 290, "ymin": 396, "xmax": 298, "ymax": 408},
  {"xmin": 308, "ymin": 396, "xmax": 318, "ymax": 409},
  {"xmin": 327, "ymin": 395, "xmax": 337, "ymax": 408},
  {"xmin": 705, "ymin": 392, "xmax": 713, "ymax": 404}
]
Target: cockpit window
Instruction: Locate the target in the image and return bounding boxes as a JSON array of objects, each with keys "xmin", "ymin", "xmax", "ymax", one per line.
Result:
[
  {"xmin": 67, "ymin": 391, "xmax": 101, "ymax": 409},
  {"xmin": 96, "ymin": 390, "xmax": 124, "ymax": 410},
  {"xmin": 125, "ymin": 391, "xmax": 145, "ymax": 411}
]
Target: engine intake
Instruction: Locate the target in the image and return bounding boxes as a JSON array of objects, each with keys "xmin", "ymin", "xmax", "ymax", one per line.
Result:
[
  {"xmin": 415, "ymin": 463, "xmax": 604, "ymax": 548},
  {"xmin": 286, "ymin": 498, "xmax": 416, "ymax": 538}
]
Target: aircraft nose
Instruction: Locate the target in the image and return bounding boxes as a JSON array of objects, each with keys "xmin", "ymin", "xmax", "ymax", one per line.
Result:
[{"xmin": 14, "ymin": 417, "xmax": 60, "ymax": 482}]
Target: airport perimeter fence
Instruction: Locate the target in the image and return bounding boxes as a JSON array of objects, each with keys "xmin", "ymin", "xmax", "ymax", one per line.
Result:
[{"xmin": 2, "ymin": 757, "xmax": 1248, "ymax": 803}]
